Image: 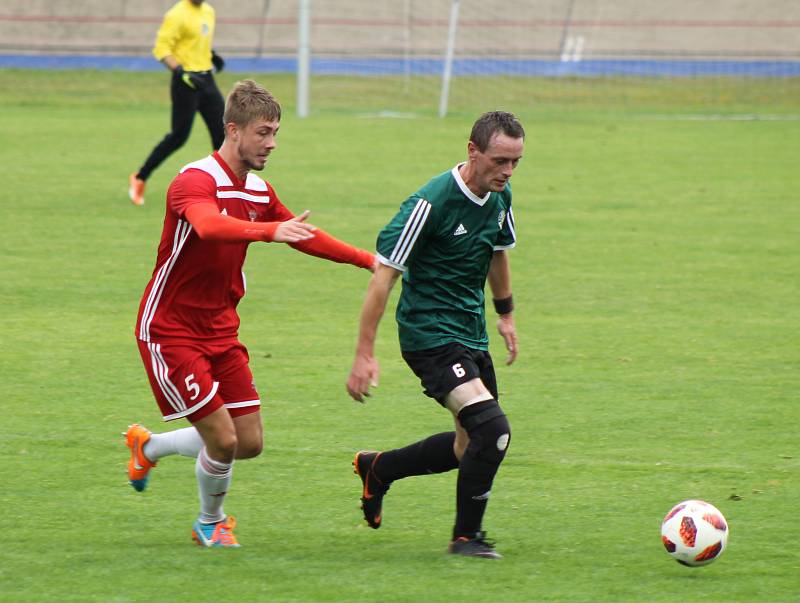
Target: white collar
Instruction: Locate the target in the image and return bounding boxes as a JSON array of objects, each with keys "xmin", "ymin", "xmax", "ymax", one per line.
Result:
[{"xmin": 451, "ymin": 163, "xmax": 490, "ymax": 206}]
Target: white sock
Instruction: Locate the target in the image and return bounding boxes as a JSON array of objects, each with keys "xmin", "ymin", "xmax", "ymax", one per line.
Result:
[
  {"xmin": 196, "ymin": 446, "xmax": 233, "ymax": 524},
  {"xmin": 143, "ymin": 427, "xmax": 204, "ymax": 461}
]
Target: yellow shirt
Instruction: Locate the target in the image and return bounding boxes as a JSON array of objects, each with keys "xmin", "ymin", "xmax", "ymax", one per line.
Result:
[{"xmin": 152, "ymin": 0, "xmax": 216, "ymax": 72}]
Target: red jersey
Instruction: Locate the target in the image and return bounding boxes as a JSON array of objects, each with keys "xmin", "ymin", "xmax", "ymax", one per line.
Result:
[{"xmin": 136, "ymin": 152, "xmax": 296, "ymax": 343}]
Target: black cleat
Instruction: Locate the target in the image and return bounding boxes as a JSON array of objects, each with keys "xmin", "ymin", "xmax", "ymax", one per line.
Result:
[
  {"xmin": 353, "ymin": 450, "xmax": 390, "ymax": 529},
  {"xmin": 448, "ymin": 532, "xmax": 502, "ymax": 559}
]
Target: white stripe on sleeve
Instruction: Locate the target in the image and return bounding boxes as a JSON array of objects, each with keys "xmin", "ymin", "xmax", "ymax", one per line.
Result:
[
  {"xmin": 506, "ymin": 207, "xmax": 517, "ymax": 243},
  {"xmin": 389, "ymin": 198, "xmax": 431, "ymax": 267}
]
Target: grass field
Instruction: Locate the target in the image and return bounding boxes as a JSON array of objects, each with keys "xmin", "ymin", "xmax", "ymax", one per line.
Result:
[{"xmin": 1, "ymin": 70, "xmax": 798, "ymax": 602}]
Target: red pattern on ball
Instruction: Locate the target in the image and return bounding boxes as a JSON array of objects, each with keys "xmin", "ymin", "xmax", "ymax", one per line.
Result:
[
  {"xmin": 679, "ymin": 516, "xmax": 697, "ymax": 547},
  {"xmin": 663, "ymin": 503, "xmax": 686, "ymax": 523},
  {"xmin": 703, "ymin": 513, "xmax": 727, "ymax": 531},
  {"xmin": 695, "ymin": 541, "xmax": 723, "ymax": 562}
]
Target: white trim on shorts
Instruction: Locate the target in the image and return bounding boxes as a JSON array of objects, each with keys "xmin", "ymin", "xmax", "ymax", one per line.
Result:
[
  {"xmin": 162, "ymin": 381, "xmax": 220, "ymax": 422},
  {"xmin": 225, "ymin": 399, "xmax": 261, "ymax": 410}
]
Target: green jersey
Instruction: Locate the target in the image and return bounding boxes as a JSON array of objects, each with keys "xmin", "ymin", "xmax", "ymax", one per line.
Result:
[{"xmin": 377, "ymin": 164, "xmax": 517, "ymax": 352}]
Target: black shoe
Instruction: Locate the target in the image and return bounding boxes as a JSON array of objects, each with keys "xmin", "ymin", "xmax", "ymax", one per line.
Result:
[
  {"xmin": 353, "ymin": 450, "xmax": 390, "ymax": 529},
  {"xmin": 448, "ymin": 532, "xmax": 502, "ymax": 559}
]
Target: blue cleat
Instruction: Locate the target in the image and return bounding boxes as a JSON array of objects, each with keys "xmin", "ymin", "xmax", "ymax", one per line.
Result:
[{"xmin": 192, "ymin": 516, "xmax": 241, "ymax": 548}]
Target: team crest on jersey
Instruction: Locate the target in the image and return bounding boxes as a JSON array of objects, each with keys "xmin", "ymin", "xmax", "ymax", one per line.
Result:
[
  {"xmin": 498, "ymin": 209, "xmax": 506, "ymax": 228},
  {"xmin": 248, "ymin": 209, "xmax": 257, "ymax": 222}
]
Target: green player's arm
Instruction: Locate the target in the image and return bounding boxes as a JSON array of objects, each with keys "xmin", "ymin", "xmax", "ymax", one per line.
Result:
[
  {"xmin": 355, "ymin": 263, "xmax": 401, "ymax": 355},
  {"xmin": 346, "ymin": 262, "xmax": 401, "ymax": 402},
  {"xmin": 487, "ymin": 250, "xmax": 518, "ymax": 365},
  {"xmin": 487, "ymin": 250, "xmax": 512, "ymax": 301}
]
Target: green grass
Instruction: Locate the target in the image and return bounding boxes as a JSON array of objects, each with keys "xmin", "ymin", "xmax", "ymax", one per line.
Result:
[{"xmin": 0, "ymin": 69, "xmax": 798, "ymax": 602}]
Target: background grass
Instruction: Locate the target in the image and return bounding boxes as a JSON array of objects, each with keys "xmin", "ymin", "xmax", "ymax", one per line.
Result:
[{"xmin": 0, "ymin": 70, "xmax": 798, "ymax": 602}]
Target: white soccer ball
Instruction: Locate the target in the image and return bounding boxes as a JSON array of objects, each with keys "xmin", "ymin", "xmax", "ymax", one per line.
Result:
[{"xmin": 660, "ymin": 499, "xmax": 729, "ymax": 567}]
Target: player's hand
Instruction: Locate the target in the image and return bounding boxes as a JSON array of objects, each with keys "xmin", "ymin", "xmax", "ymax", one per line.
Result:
[
  {"xmin": 496, "ymin": 314, "xmax": 518, "ymax": 365},
  {"xmin": 175, "ymin": 65, "xmax": 203, "ymax": 90},
  {"xmin": 273, "ymin": 210, "xmax": 317, "ymax": 243},
  {"xmin": 211, "ymin": 50, "xmax": 225, "ymax": 73},
  {"xmin": 347, "ymin": 354, "xmax": 379, "ymax": 403}
]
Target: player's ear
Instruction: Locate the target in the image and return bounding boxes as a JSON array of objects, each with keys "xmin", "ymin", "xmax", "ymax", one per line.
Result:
[{"xmin": 225, "ymin": 121, "xmax": 238, "ymax": 141}]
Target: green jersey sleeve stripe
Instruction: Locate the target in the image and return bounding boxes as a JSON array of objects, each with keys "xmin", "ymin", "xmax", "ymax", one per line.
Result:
[
  {"xmin": 389, "ymin": 198, "xmax": 431, "ymax": 266},
  {"xmin": 506, "ymin": 207, "xmax": 517, "ymax": 242}
]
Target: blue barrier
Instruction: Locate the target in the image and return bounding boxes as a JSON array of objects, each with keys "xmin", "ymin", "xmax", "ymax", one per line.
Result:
[{"xmin": 1, "ymin": 54, "xmax": 799, "ymax": 77}]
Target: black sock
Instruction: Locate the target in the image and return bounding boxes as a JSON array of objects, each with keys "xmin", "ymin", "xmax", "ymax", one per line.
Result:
[
  {"xmin": 452, "ymin": 406, "xmax": 510, "ymax": 540},
  {"xmin": 453, "ymin": 453, "xmax": 499, "ymax": 539},
  {"xmin": 374, "ymin": 432, "xmax": 458, "ymax": 483}
]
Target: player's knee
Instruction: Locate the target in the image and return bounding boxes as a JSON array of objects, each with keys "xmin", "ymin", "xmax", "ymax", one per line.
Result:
[
  {"xmin": 467, "ymin": 415, "xmax": 510, "ymax": 465},
  {"xmin": 169, "ymin": 129, "xmax": 191, "ymax": 149},
  {"xmin": 173, "ymin": 134, "xmax": 190, "ymax": 149},
  {"xmin": 459, "ymin": 401, "xmax": 511, "ymax": 465},
  {"xmin": 235, "ymin": 437, "xmax": 263, "ymax": 460},
  {"xmin": 207, "ymin": 432, "xmax": 238, "ymax": 462}
]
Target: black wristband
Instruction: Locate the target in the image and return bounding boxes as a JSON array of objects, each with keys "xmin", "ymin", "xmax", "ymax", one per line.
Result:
[{"xmin": 493, "ymin": 295, "xmax": 514, "ymax": 315}]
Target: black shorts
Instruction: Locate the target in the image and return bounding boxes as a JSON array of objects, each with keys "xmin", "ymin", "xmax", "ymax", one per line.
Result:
[{"xmin": 402, "ymin": 342, "xmax": 498, "ymax": 405}]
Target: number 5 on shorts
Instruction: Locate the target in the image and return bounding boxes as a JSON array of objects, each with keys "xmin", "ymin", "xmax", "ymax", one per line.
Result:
[{"xmin": 185, "ymin": 374, "xmax": 200, "ymax": 400}]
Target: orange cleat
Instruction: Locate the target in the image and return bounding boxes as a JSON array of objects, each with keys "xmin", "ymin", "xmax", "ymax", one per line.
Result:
[
  {"xmin": 192, "ymin": 516, "xmax": 241, "ymax": 548},
  {"xmin": 125, "ymin": 423, "xmax": 157, "ymax": 492},
  {"xmin": 128, "ymin": 173, "xmax": 146, "ymax": 206}
]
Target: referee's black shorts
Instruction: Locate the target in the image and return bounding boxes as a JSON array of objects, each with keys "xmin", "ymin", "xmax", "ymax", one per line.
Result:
[{"xmin": 402, "ymin": 342, "xmax": 498, "ymax": 406}]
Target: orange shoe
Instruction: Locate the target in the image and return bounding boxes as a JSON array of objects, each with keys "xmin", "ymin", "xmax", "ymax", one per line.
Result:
[
  {"xmin": 125, "ymin": 423, "xmax": 156, "ymax": 492},
  {"xmin": 128, "ymin": 173, "xmax": 145, "ymax": 206},
  {"xmin": 192, "ymin": 516, "xmax": 241, "ymax": 548}
]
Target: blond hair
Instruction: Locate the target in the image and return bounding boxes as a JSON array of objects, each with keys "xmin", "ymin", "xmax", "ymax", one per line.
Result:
[{"xmin": 223, "ymin": 79, "xmax": 282, "ymax": 128}]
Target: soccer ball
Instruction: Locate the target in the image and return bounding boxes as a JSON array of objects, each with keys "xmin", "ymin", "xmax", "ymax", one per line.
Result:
[{"xmin": 660, "ymin": 499, "xmax": 729, "ymax": 567}]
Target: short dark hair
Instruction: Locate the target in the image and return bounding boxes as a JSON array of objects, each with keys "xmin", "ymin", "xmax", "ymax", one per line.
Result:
[{"xmin": 469, "ymin": 111, "xmax": 525, "ymax": 152}]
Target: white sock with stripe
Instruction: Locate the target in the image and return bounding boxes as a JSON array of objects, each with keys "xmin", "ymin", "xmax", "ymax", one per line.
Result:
[
  {"xmin": 143, "ymin": 427, "xmax": 204, "ymax": 461},
  {"xmin": 196, "ymin": 446, "xmax": 233, "ymax": 524}
]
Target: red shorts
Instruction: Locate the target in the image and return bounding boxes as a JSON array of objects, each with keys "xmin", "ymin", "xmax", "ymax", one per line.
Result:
[{"xmin": 137, "ymin": 338, "xmax": 261, "ymax": 423}]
